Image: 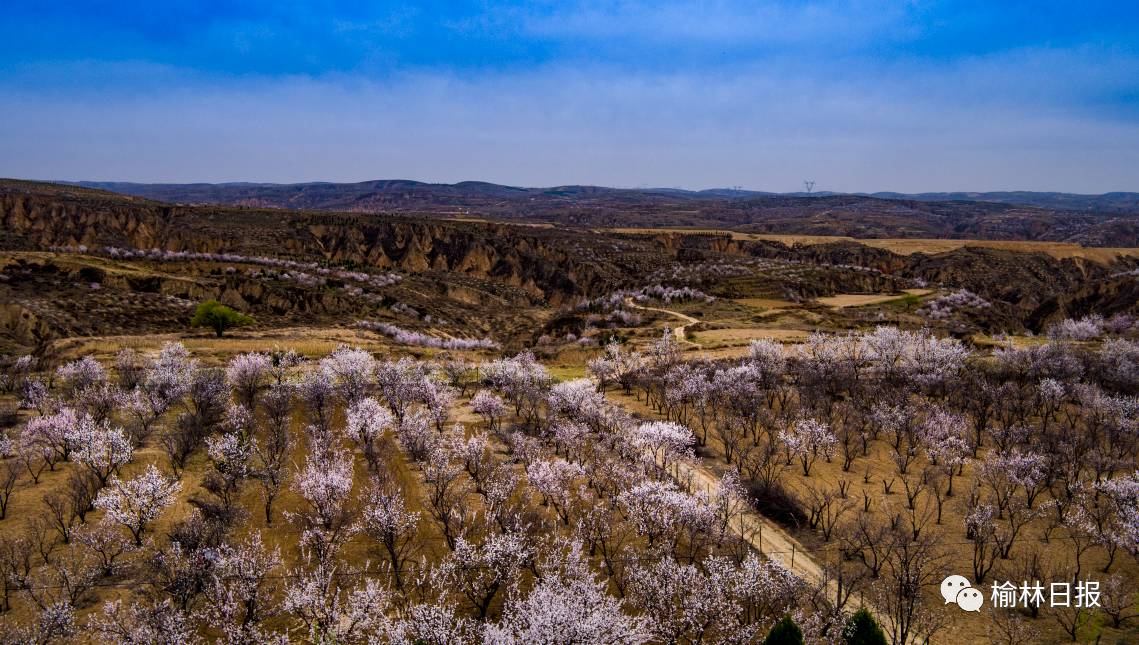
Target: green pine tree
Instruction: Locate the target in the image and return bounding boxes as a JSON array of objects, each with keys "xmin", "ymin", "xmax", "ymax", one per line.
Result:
[
  {"xmin": 763, "ymin": 616, "xmax": 804, "ymax": 645},
  {"xmin": 843, "ymin": 608, "xmax": 888, "ymax": 645}
]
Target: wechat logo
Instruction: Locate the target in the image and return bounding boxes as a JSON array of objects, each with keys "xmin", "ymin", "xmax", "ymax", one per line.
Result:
[{"xmin": 941, "ymin": 574, "xmax": 984, "ymax": 612}]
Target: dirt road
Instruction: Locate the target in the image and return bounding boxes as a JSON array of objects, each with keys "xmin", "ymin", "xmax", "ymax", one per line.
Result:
[
  {"xmin": 620, "ymin": 394, "xmax": 910, "ymax": 643},
  {"xmin": 656, "ymin": 453, "xmax": 913, "ymax": 642},
  {"xmin": 623, "ymin": 297, "xmax": 699, "ymax": 344}
]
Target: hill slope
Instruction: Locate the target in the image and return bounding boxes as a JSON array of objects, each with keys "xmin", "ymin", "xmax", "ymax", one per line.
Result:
[{"xmin": 66, "ymin": 179, "xmax": 1139, "ymax": 246}]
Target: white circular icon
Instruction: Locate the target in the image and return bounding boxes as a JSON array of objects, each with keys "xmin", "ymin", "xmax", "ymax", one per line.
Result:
[
  {"xmin": 940, "ymin": 574, "xmax": 971, "ymax": 604},
  {"xmin": 956, "ymin": 587, "xmax": 984, "ymax": 612}
]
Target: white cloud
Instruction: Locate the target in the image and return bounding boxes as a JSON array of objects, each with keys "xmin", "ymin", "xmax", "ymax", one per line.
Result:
[{"xmin": 1, "ymin": 43, "xmax": 1137, "ymax": 192}]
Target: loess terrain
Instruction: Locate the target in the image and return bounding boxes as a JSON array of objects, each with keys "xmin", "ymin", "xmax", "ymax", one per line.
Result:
[{"xmin": 0, "ymin": 179, "xmax": 1137, "ymax": 644}]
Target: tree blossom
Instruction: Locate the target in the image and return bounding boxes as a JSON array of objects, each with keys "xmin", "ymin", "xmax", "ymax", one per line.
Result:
[
  {"xmin": 320, "ymin": 346, "xmax": 376, "ymax": 404},
  {"xmin": 74, "ymin": 523, "xmax": 136, "ymax": 577},
  {"xmin": 89, "ymin": 598, "xmax": 199, "ymax": 645},
  {"xmin": 1048, "ymin": 315, "xmax": 1104, "ymax": 340},
  {"xmin": 23, "ymin": 408, "xmax": 82, "ymax": 465},
  {"xmin": 124, "ymin": 344, "xmax": 194, "ymax": 435},
  {"xmin": 485, "ymin": 542, "xmax": 651, "ymax": 645},
  {"xmin": 432, "ymin": 532, "xmax": 533, "ymax": 619},
  {"xmin": 626, "ymin": 553, "xmax": 800, "ymax": 643},
  {"xmin": 74, "ymin": 380, "xmax": 129, "ymax": 424},
  {"xmin": 1096, "ymin": 471, "xmax": 1139, "ymax": 558},
  {"xmin": 550, "ymin": 419, "xmax": 590, "ymax": 463},
  {"xmin": 919, "ymin": 407, "xmax": 971, "ymax": 495},
  {"xmin": 94, "ymin": 464, "xmax": 181, "ymax": 545},
  {"xmin": 396, "ymin": 410, "xmax": 439, "ymax": 463},
  {"xmin": 481, "ymin": 352, "xmax": 550, "ymax": 428},
  {"xmin": 56, "ymin": 355, "xmax": 108, "ymax": 396},
  {"xmin": 386, "ymin": 603, "xmax": 478, "ymax": 645},
  {"xmin": 5, "ymin": 602, "xmax": 77, "ymax": 644},
  {"xmin": 979, "ymin": 450, "xmax": 1047, "ymax": 513},
  {"xmin": 470, "ymin": 390, "xmax": 506, "ymax": 433},
  {"xmin": 294, "ymin": 449, "xmax": 354, "ymax": 530},
  {"xmin": 630, "ymin": 420, "xmax": 695, "ymax": 468},
  {"xmin": 19, "ymin": 377, "xmax": 51, "ymax": 412},
  {"xmin": 298, "ymin": 370, "xmax": 336, "ymax": 431},
  {"xmin": 206, "ymin": 431, "xmax": 253, "ymax": 482},
  {"xmin": 746, "ymin": 339, "xmax": 787, "ymax": 382},
  {"xmin": 281, "ymin": 560, "xmax": 391, "ymax": 644},
  {"xmin": 375, "ymin": 358, "xmax": 431, "ymax": 422},
  {"xmin": 526, "ymin": 458, "xmax": 587, "ymax": 524},
  {"xmin": 859, "ymin": 326, "xmax": 969, "ymax": 388},
  {"xmin": 547, "ymin": 378, "xmax": 607, "ymax": 428},
  {"xmin": 355, "ymin": 321, "xmax": 499, "ymax": 350},
  {"xmin": 226, "ymin": 352, "xmax": 273, "ymax": 408},
  {"xmin": 617, "ymin": 480, "xmax": 713, "ymax": 548},
  {"xmin": 202, "ymin": 531, "xmax": 285, "ymax": 644},
  {"xmin": 1100, "ymin": 338, "xmax": 1139, "ymax": 391},
  {"xmin": 361, "ymin": 481, "xmax": 420, "ymax": 590},
  {"xmin": 345, "ymin": 397, "xmax": 394, "ymax": 469},
  {"xmin": 68, "ymin": 414, "xmax": 133, "ymax": 486},
  {"xmin": 451, "ymin": 430, "xmax": 492, "ymax": 485},
  {"xmin": 421, "ymin": 379, "xmax": 457, "ymax": 432},
  {"xmin": 779, "ymin": 418, "xmax": 838, "ymax": 476},
  {"xmin": 587, "ymin": 341, "xmax": 645, "ymax": 392}
]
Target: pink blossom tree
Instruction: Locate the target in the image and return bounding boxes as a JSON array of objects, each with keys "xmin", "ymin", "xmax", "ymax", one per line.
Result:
[
  {"xmin": 89, "ymin": 598, "xmax": 198, "ymax": 645},
  {"xmin": 470, "ymin": 389, "xmax": 506, "ymax": 433},
  {"xmin": 202, "ymin": 531, "xmax": 285, "ymax": 644},
  {"xmin": 68, "ymin": 415, "xmax": 133, "ymax": 487},
  {"xmin": 293, "ymin": 448, "xmax": 354, "ymax": 532},
  {"xmin": 485, "ymin": 542, "xmax": 650, "ymax": 644},
  {"xmin": 627, "ymin": 421, "xmax": 693, "ymax": 473},
  {"xmin": 432, "ymin": 531, "xmax": 533, "ymax": 620},
  {"xmin": 526, "ymin": 458, "xmax": 587, "ymax": 525},
  {"xmin": 281, "ymin": 556, "xmax": 390, "ymax": 644}
]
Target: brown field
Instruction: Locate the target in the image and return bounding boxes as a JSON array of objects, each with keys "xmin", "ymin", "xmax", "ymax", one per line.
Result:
[
  {"xmin": 733, "ymin": 297, "xmax": 798, "ymax": 312},
  {"xmin": 690, "ymin": 327, "xmax": 811, "ymax": 344},
  {"xmin": 816, "ymin": 289, "xmax": 932, "ymax": 309},
  {"xmin": 45, "ymin": 326, "xmax": 498, "ymax": 366},
  {"xmin": 601, "ymin": 227, "xmax": 1139, "ymax": 263}
]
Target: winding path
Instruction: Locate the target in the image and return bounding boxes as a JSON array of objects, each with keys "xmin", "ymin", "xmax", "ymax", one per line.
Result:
[{"xmin": 623, "ymin": 297, "xmax": 700, "ymax": 344}]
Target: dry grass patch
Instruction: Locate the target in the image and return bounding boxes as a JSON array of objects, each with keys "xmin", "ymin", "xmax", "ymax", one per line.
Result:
[
  {"xmin": 691, "ymin": 327, "xmax": 810, "ymax": 346},
  {"xmin": 733, "ymin": 298, "xmax": 799, "ymax": 313},
  {"xmin": 816, "ymin": 289, "xmax": 931, "ymax": 309}
]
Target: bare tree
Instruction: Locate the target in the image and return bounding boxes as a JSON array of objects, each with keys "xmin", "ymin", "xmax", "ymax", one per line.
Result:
[{"xmin": 0, "ymin": 461, "xmax": 19, "ymax": 520}]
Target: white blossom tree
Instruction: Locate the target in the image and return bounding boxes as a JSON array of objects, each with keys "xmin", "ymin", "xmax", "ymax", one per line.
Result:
[
  {"xmin": 226, "ymin": 352, "xmax": 273, "ymax": 409},
  {"xmin": 344, "ymin": 396, "xmax": 394, "ymax": 470},
  {"xmin": 94, "ymin": 464, "xmax": 181, "ymax": 546},
  {"xmin": 361, "ymin": 479, "xmax": 420, "ymax": 590},
  {"xmin": 485, "ymin": 542, "xmax": 651, "ymax": 644},
  {"xmin": 779, "ymin": 418, "xmax": 838, "ymax": 476},
  {"xmin": 67, "ymin": 414, "xmax": 133, "ymax": 487}
]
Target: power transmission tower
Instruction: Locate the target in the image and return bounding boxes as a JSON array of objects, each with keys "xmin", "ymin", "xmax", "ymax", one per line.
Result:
[{"xmin": 803, "ymin": 180, "xmax": 815, "ymax": 194}]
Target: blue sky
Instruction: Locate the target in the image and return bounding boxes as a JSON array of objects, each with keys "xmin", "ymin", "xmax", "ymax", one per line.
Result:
[{"xmin": 2, "ymin": 1, "xmax": 1137, "ymax": 192}]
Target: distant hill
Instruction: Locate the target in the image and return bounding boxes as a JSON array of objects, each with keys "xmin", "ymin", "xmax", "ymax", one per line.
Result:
[
  {"xmin": 866, "ymin": 191, "xmax": 1139, "ymax": 214},
  {"xmin": 30, "ymin": 179, "xmax": 1139, "ymax": 246}
]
